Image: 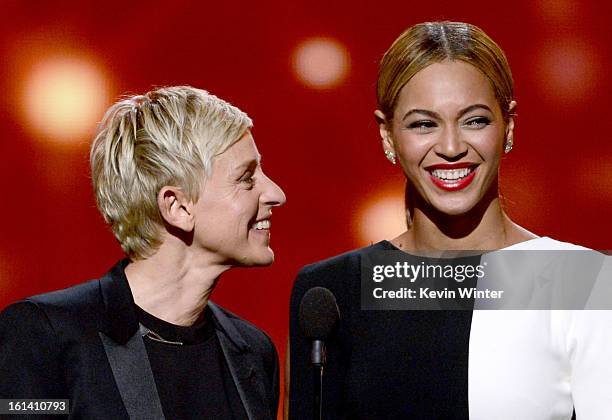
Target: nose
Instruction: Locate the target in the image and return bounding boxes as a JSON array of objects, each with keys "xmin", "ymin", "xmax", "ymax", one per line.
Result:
[
  {"xmin": 261, "ymin": 173, "xmax": 287, "ymax": 207},
  {"xmin": 434, "ymin": 129, "xmax": 468, "ymax": 161}
]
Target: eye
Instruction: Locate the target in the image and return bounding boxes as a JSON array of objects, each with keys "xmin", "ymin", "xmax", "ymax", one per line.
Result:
[
  {"xmin": 407, "ymin": 120, "xmax": 437, "ymax": 132},
  {"xmin": 464, "ymin": 116, "xmax": 491, "ymax": 129},
  {"xmin": 240, "ymin": 173, "xmax": 255, "ymax": 189}
]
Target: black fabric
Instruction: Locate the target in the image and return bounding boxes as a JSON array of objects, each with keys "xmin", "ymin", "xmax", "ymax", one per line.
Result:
[
  {"xmin": 0, "ymin": 260, "xmax": 279, "ymax": 420},
  {"xmin": 289, "ymin": 241, "xmax": 473, "ymax": 420},
  {"xmin": 99, "ymin": 330, "xmax": 165, "ymax": 420},
  {"xmin": 137, "ymin": 306, "xmax": 246, "ymax": 419}
]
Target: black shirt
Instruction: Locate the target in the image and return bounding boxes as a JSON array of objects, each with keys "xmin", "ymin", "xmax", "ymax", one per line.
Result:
[{"xmin": 137, "ymin": 305, "xmax": 246, "ymax": 419}]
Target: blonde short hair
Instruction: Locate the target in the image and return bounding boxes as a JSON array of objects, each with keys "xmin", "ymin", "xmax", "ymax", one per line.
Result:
[
  {"xmin": 377, "ymin": 21, "xmax": 514, "ymax": 122},
  {"xmin": 90, "ymin": 86, "xmax": 252, "ymax": 259}
]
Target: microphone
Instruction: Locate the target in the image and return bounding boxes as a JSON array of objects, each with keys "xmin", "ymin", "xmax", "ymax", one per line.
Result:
[
  {"xmin": 298, "ymin": 287, "xmax": 340, "ymax": 364},
  {"xmin": 298, "ymin": 287, "xmax": 340, "ymax": 420}
]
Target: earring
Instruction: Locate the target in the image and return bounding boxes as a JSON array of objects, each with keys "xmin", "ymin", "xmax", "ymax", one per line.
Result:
[
  {"xmin": 385, "ymin": 150, "xmax": 397, "ymax": 165},
  {"xmin": 504, "ymin": 137, "xmax": 513, "ymax": 153}
]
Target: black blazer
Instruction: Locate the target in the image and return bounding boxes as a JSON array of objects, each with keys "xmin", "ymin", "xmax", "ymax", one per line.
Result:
[{"xmin": 0, "ymin": 261, "xmax": 279, "ymax": 419}]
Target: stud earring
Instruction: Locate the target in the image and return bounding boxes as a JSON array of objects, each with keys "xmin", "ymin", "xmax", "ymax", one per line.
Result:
[
  {"xmin": 385, "ymin": 150, "xmax": 397, "ymax": 165},
  {"xmin": 504, "ymin": 137, "xmax": 513, "ymax": 153}
]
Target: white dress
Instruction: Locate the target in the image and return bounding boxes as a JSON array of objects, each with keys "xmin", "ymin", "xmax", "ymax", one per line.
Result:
[{"xmin": 468, "ymin": 237, "xmax": 612, "ymax": 419}]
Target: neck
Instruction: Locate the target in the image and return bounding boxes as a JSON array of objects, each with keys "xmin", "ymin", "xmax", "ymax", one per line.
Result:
[
  {"xmin": 396, "ymin": 186, "xmax": 535, "ymax": 251},
  {"xmin": 124, "ymin": 238, "xmax": 230, "ymax": 326}
]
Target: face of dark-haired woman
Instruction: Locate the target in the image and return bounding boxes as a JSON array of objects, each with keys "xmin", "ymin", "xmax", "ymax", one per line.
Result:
[{"xmin": 381, "ymin": 60, "xmax": 514, "ymax": 216}]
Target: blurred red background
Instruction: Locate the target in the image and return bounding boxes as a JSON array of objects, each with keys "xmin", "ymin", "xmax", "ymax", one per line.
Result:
[{"xmin": 1, "ymin": 0, "xmax": 611, "ymax": 415}]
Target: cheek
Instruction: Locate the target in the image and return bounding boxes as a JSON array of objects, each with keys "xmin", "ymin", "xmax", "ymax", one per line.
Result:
[
  {"xmin": 232, "ymin": 194, "xmax": 260, "ymax": 225},
  {"xmin": 395, "ymin": 136, "xmax": 430, "ymax": 170},
  {"xmin": 198, "ymin": 199, "xmax": 243, "ymax": 231},
  {"xmin": 470, "ymin": 130, "xmax": 504, "ymax": 158}
]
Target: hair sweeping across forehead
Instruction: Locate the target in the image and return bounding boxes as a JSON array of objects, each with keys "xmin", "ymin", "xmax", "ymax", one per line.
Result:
[
  {"xmin": 90, "ymin": 86, "xmax": 252, "ymax": 260},
  {"xmin": 377, "ymin": 21, "xmax": 514, "ymax": 122}
]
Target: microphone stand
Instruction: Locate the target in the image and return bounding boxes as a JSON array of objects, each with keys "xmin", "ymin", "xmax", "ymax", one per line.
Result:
[{"xmin": 312, "ymin": 339, "xmax": 326, "ymax": 420}]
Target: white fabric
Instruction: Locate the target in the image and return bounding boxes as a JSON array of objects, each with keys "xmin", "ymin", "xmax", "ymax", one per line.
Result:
[{"xmin": 468, "ymin": 237, "xmax": 612, "ymax": 420}]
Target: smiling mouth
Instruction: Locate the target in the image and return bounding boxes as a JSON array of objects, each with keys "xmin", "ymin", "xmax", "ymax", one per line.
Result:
[
  {"xmin": 430, "ymin": 167, "xmax": 474, "ymax": 181},
  {"xmin": 252, "ymin": 219, "xmax": 271, "ymax": 230},
  {"xmin": 426, "ymin": 165, "xmax": 478, "ymax": 191}
]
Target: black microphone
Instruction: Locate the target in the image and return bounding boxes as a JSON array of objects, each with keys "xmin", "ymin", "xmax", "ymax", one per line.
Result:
[{"xmin": 298, "ymin": 287, "xmax": 340, "ymax": 420}]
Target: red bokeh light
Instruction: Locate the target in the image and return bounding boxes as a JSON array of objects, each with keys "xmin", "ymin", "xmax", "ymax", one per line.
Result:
[{"xmin": 534, "ymin": 37, "xmax": 601, "ymax": 105}]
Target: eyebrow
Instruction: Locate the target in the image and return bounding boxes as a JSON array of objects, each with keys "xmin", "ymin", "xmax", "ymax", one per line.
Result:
[
  {"xmin": 401, "ymin": 104, "xmax": 493, "ymax": 121},
  {"xmin": 233, "ymin": 154, "xmax": 261, "ymax": 173}
]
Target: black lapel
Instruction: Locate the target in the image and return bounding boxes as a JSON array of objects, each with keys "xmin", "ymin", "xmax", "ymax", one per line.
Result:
[
  {"xmin": 98, "ymin": 259, "xmax": 139, "ymax": 344},
  {"xmin": 209, "ymin": 302, "xmax": 271, "ymax": 420},
  {"xmin": 97, "ymin": 260, "xmax": 165, "ymax": 420},
  {"xmin": 99, "ymin": 329, "xmax": 165, "ymax": 420}
]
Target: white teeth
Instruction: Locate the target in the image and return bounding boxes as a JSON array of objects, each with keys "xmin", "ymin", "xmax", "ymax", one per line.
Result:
[
  {"xmin": 253, "ymin": 220, "xmax": 271, "ymax": 230},
  {"xmin": 431, "ymin": 167, "xmax": 472, "ymax": 181}
]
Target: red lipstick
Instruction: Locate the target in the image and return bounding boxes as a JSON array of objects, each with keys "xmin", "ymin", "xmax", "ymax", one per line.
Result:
[
  {"xmin": 425, "ymin": 163, "xmax": 478, "ymax": 191},
  {"xmin": 425, "ymin": 162, "xmax": 476, "ymax": 170}
]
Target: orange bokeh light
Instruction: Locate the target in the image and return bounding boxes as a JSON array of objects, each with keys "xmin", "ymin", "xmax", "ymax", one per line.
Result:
[
  {"xmin": 292, "ymin": 37, "xmax": 350, "ymax": 89},
  {"xmin": 354, "ymin": 188, "xmax": 406, "ymax": 245},
  {"xmin": 21, "ymin": 57, "xmax": 110, "ymax": 145}
]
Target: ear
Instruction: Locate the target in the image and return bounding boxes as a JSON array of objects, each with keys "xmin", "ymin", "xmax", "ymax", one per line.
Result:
[
  {"xmin": 157, "ymin": 186, "xmax": 195, "ymax": 232},
  {"xmin": 506, "ymin": 100, "xmax": 517, "ymax": 141},
  {"xmin": 374, "ymin": 109, "xmax": 395, "ymax": 154}
]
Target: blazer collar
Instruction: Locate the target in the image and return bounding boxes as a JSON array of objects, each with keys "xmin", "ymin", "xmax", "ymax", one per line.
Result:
[
  {"xmin": 99, "ymin": 259, "xmax": 139, "ymax": 344},
  {"xmin": 209, "ymin": 302, "xmax": 268, "ymax": 420},
  {"xmin": 208, "ymin": 302, "xmax": 251, "ymax": 353},
  {"xmin": 98, "ymin": 260, "xmax": 266, "ymax": 419},
  {"xmin": 98, "ymin": 259, "xmax": 252, "ymax": 352}
]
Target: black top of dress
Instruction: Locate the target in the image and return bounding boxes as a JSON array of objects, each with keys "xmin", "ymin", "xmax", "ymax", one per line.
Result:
[{"xmin": 289, "ymin": 241, "xmax": 473, "ymax": 419}]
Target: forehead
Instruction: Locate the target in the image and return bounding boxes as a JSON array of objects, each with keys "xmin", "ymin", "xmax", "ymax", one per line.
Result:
[
  {"xmin": 222, "ymin": 131, "xmax": 258, "ymax": 158},
  {"xmin": 395, "ymin": 60, "xmax": 498, "ymax": 114},
  {"xmin": 215, "ymin": 131, "xmax": 260, "ymax": 168}
]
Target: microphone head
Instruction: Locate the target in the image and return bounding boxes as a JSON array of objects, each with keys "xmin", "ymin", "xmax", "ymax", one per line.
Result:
[{"xmin": 298, "ymin": 287, "xmax": 340, "ymax": 340}]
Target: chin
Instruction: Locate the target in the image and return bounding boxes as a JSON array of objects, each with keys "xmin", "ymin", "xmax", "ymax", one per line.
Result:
[
  {"xmin": 430, "ymin": 196, "xmax": 479, "ymax": 217},
  {"xmin": 235, "ymin": 248, "xmax": 275, "ymax": 267},
  {"xmin": 251, "ymin": 254, "xmax": 275, "ymax": 267}
]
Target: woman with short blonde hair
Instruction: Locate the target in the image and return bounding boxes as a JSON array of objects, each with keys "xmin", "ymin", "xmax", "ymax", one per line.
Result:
[
  {"xmin": 91, "ymin": 86, "xmax": 253, "ymax": 258},
  {"xmin": 2, "ymin": 85, "xmax": 285, "ymax": 419}
]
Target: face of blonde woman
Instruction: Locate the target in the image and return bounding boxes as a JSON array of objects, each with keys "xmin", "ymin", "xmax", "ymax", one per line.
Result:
[
  {"xmin": 190, "ymin": 131, "xmax": 286, "ymax": 266},
  {"xmin": 385, "ymin": 60, "xmax": 513, "ymax": 216}
]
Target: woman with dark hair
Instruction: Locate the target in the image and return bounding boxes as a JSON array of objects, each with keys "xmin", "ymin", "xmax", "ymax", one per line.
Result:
[{"xmin": 288, "ymin": 22, "xmax": 612, "ymax": 419}]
